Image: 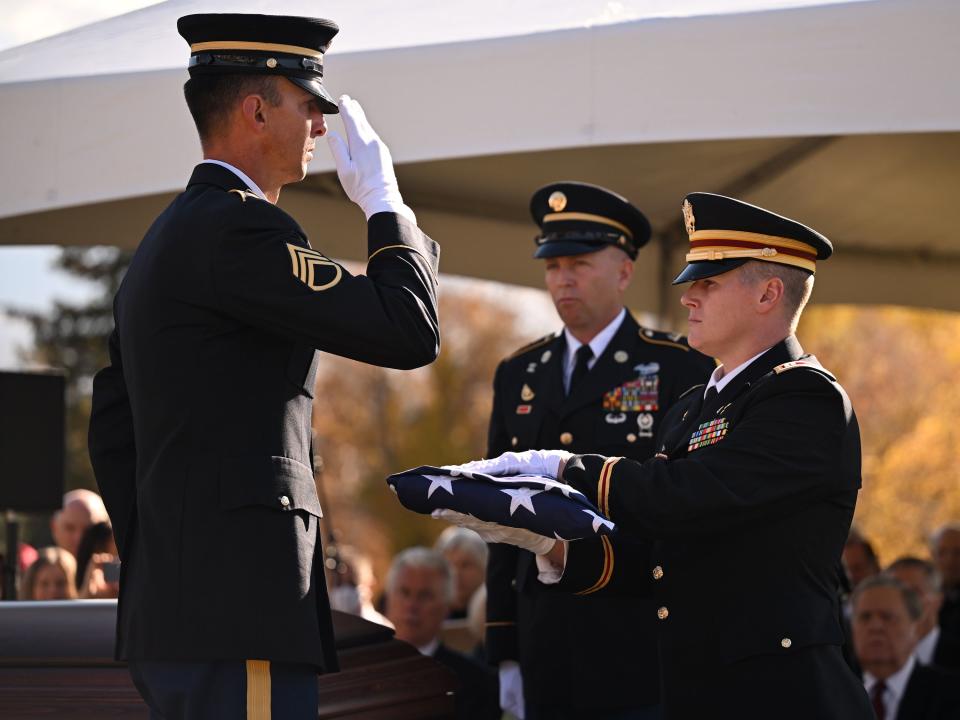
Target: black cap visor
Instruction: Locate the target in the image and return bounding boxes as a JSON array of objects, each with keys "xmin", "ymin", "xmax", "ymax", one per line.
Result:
[
  {"xmin": 289, "ymin": 76, "xmax": 339, "ymax": 114},
  {"xmin": 534, "ymin": 239, "xmax": 612, "ymax": 260},
  {"xmin": 671, "ymin": 258, "xmax": 749, "ymax": 285}
]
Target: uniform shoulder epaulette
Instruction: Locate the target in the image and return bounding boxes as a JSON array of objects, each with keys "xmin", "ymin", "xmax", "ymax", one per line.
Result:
[
  {"xmin": 506, "ymin": 333, "xmax": 557, "ymax": 361},
  {"xmin": 637, "ymin": 326, "xmax": 691, "ymax": 352},
  {"xmin": 678, "ymin": 383, "xmax": 706, "ymax": 400},
  {"xmin": 771, "ymin": 359, "xmax": 837, "ymax": 381}
]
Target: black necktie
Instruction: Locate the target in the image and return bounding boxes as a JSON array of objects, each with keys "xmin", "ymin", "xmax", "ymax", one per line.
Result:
[
  {"xmin": 703, "ymin": 385, "xmax": 718, "ymax": 406},
  {"xmin": 567, "ymin": 345, "xmax": 593, "ymax": 395},
  {"xmin": 871, "ymin": 680, "xmax": 886, "ymax": 720}
]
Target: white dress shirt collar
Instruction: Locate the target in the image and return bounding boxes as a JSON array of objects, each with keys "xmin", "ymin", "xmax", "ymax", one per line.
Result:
[
  {"xmin": 562, "ymin": 308, "xmax": 626, "ymax": 388},
  {"xmin": 915, "ymin": 625, "xmax": 940, "ymax": 666},
  {"xmin": 201, "ymin": 159, "xmax": 267, "ymax": 201},
  {"xmin": 704, "ymin": 344, "xmax": 776, "ymax": 398},
  {"xmin": 864, "ymin": 654, "xmax": 916, "ymax": 720},
  {"xmin": 417, "ymin": 637, "xmax": 441, "ymax": 657}
]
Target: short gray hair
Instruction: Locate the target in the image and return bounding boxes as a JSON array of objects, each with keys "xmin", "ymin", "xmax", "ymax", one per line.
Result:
[
  {"xmin": 737, "ymin": 261, "xmax": 814, "ymax": 332},
  {"xmin": 434, "ymin": 526, "xmax": 488, "ymax": 567},
  {"xmin": 386, "ymin": 547, "xmax": 455, "ymax": 604},
  {"xmin": 851, "ymin": 574, "xmax": 923, "ymax": 621},
  {"xmin": 886, "ymin": 556, "xmax": 942, "ymax": 593}
]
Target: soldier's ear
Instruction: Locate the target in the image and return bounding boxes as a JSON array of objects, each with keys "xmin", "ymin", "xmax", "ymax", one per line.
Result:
[
  {"xmin": 618, "ymin": 258, "xmax": 634, "ymax": 292},
  {"xmin": 756, "ymin": 276, "xmax": 785, "ymax": 316},
  {"xmin": 241, "ymin": 94, "xmax": 267, "ymax": 131}
]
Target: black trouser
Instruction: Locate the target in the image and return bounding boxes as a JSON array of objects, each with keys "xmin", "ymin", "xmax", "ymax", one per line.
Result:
[{"xmin": 128, "ymin": 658, "xmax": 318, "ymax": 720}]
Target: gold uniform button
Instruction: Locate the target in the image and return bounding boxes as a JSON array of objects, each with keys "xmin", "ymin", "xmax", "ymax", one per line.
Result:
[
  {"xmin": 652, "ymin": 566, "xmax": 664, "ymax": 580},
  {"xmin": 511, "ymin": 436, "xmax": 519, "ymax": 447},
  {"xmin": 560, "ymin": 432, "xmax": 573, "ymax": 445},
  {"xmin": 279, "ymin": 495, "xmax": 291, "ymax": 508},
  {"xmin": 627, "ymin": 433, "xmax": 637, "ymax": 443},
  {"xmin": 266, "ymin": 57, "xmax": 278, "ymax": 69},
  {"xmin": 657, "ymin": 606, "xmax": 669, "ymax": 620},
  {"xmin": 781, "ymin": 638, "xmax": 792, "ymax": 649}
]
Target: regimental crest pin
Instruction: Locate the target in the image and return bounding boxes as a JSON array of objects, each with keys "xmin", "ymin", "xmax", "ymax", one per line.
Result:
[
  {"xmin": 527, "ymin": 362, "xmax": 538, "ymax": 374},
  {"xmin": 521, "ymin": 384, "xmax": 535, "ymax": 401},
  {"xmin": 548, "ymin": 191, "xmax": 567, "ymax": 212},
  {"xmin": 682, "ymin": 199, "xmax": 696, "ymax": 235},
  {"xmin": 541, "ymin": 350, "xmax": 552, "ymax": 363}
]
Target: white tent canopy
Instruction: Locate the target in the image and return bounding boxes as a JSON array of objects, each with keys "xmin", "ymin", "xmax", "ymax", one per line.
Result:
[{"xmin": 2, "ymin": 0, "xmax": 958, "ymax": 323}]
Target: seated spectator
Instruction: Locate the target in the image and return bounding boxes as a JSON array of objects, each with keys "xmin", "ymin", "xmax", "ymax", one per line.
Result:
[
  {"xmin": 385, "ymin": 547, "xmax": 499, "ymax": 720},
  {"xmin": 327, "ymin": 545, "xmax": 392, "ymax": 628},
  {"xmin": 434, "ymin": 526, "xmax": 488, "ymax": 620},
  {"xmin": 21, "ymin": 547, "xmax": 78, "ymax": 601},
  {"xmin": 852, "ymin": 575, "xmax": 960, "ymax": 719},
  {"xmin": 887, "ymin": 556, "xmax": 960, "ymax": 671},
  {"xmin": 50, "ymin": 489, "xmax": 109, "ymax": 558},
  {"xmin": 931, "ymin": 522, "xmax": 960, "ymax": 649},
  {"xmin": 844, "ymin": 526, "xmax": 881, "ymax": 590},
  {"xmin": 75, "ymin": 521, "xmax": 120, "ymax": 599}
]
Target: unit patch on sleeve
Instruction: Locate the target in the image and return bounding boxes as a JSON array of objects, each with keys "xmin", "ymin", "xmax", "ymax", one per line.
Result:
[
  {"xmin": 287, "ymin": 243, "xmax": 342, "ymax": 292},
  {"xmin": 688, "ymin": 417, "xmax": 729, "ymax": 452}
]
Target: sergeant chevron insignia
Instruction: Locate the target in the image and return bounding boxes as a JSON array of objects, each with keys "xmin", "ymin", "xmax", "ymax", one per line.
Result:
[{"xmin": 286, "ymin": 243, "xmax": 342, "ymax": 292}]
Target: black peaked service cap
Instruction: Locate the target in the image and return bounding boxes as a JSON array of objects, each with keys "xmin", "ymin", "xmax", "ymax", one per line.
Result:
[
  {"xmin": 530, "ymin": 182, "xmax": 651, "ymax": 261},
  {"xmin": 178, "ymin": 13, "xmax": 340, "ymax": 114},
  {"xmin": 672, "ymin": 192, "xmax": 833, "ymax": 284}
]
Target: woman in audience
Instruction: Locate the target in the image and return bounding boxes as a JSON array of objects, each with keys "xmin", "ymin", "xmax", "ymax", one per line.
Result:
[
  {"xmin": 74, "ymin": 521, "xmax": 120, "ymax": 598},
  {"xmin": 22, "ymin": 547, "xmax": 78, "ymax": 600}
]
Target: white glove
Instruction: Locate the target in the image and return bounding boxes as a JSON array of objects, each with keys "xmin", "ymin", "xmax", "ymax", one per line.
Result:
[
  {"xmin": 432, "ymin": 509, "xmax": 556, "ymax": 555},
  {"xmin": 498, "ymin": 661, "xmax": 525, "ymax": 719},
  {"xmin": 445, "ymin": 449, "xmax": 572, "ymax": 480},
  {"xmin": 326, "ymin": 95, "xmax": 416, "ymax": 223}
]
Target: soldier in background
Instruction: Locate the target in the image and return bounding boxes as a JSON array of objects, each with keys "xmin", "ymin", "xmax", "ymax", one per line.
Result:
[{"xmin": 484, "ymin": 182, "xmax": 713, "ymax": 719}]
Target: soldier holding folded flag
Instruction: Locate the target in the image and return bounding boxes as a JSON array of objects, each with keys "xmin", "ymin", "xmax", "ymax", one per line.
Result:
[{"xmin": 432, "ymin": 194, "xmax": 875, "ymax": 719}]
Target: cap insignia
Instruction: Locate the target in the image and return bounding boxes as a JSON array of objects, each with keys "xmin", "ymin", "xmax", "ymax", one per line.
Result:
[
  {"xmin": 548, "ymin": 191, "xmax": 567, "ymax": 212},
  {"xmin": 682, "ymin": 199, "xmax": 696, "ymax": 235}
]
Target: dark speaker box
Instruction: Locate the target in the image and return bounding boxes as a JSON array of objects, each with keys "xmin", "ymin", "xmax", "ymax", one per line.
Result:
[{"xmin": 0, "ymin": 371, "xmax": 65, "ymax": 512}]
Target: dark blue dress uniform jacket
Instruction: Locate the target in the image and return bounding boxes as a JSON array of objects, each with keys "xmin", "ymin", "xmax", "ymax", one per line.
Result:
[
  {"xmin": 560, "ymin": 336, "xmax": 874, "ymax": 719},
  {"xmin": 88, "ymin": 163, "xmax": 440, "ymax": 671},
  {"xmin": 484, "ymin": 312, "xmax": 714, "ymax": 711}
]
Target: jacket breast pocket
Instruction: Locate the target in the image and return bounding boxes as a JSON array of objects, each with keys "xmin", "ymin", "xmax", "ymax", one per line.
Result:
[
  {"xmin": 219, "ymin": 454, "xmax": 323, "ymax": 517},
  {"xmin": 286, "ymin": 345, "xmax": 319, "ymax": 398}
]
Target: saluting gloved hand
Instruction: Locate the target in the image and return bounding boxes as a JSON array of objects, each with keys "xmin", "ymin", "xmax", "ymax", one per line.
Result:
[
  {"xmin": 431, "ymin": 509, "xmax": 556, "ymax": 555},
  {"xmin": 326, "ymin": 95, "xmax": 416, "ymax": 223},
  {"xmin": 444, "ymin": 449, "xmax": 572, "ymax": 480}
]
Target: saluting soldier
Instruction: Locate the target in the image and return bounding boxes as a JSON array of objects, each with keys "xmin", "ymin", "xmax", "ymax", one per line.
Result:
[
  {"xmin": 446, "ymin": 194, "xmax": 875, "ymax": 719},
  {"xmin": 87, "ymin": 13, "xmax": 439, "ymax": 719},
  {"xmin": 484, "ymin": 183, "xmax": 713, "ymax": 719}
]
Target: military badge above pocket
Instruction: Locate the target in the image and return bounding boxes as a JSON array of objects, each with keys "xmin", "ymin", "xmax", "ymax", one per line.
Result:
[
  {"xmin": 603, "ymin": 375, "xmax": 659, "ymax": 413},
  {"xmin": 688, "ymin": 417, "xmax": 729, "ymax": 452}
]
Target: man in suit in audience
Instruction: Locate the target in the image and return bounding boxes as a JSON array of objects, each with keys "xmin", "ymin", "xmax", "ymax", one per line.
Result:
[
  {"xmin": 852, "ymin": 574, "xmax": 960, "ymax": 719},
  {"xmin": 887, "ymin": 557, "xmax": 960, "ymax": 671},
  {"xmin": 385, "ymin": 547, "xmax": 499, "ymax": 720},
  {"xmin": 932, "ymin": 523, "xmax": 960, "ymax": 654}
]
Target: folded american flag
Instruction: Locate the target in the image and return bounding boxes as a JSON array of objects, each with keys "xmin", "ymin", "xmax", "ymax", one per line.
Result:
[{"xmin": 386, "ymin": 465, "xmax": 617, "ymax": 540}]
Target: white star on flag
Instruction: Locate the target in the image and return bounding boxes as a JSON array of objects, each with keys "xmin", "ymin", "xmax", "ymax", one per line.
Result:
[
  {"xmin": 582, "ymin": 509, "xmax": 615, "ymax": 534},
  {"xmin": 500, "ymin": 487, "xmax": 543, "ymax": 516},
  {"xmin": 425, "ymin": 475, "xmax": 455, "ymax": 499}
]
